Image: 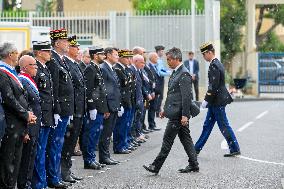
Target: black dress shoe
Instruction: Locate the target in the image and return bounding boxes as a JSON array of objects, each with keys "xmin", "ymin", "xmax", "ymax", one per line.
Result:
[
  {"xmin": 60, "ymin": 181, "xmax": 72, "ymax": 186},
  {"xmin": 143, "ymin": 164, "xmax": 159, "ymax": 175},
  {"xmin": 94, "ymin": 160, "xmax": 106, "ymax": 168},
  {"xmin": 100, "ymin": 158, "xmax": 118, "ymax": 165},
  {"xmin": 70, "ymin": 173, "xmax": 83, "ymax": 181},
  {"xmin": 114, "ymin": 149, "xmax": 130, "ymax": 154},
  {"xmin": 178, "ymin": 165, "xmax": 199, "ymax": 173},
  {"xmin": 152, "ymin": 127, "xmax": 161, "ymax": 131},
  {"xmin": 63, "ymin": 175, "xmax": 76, "ymax": 183},
  {"xmin": 48, "ymin": 182, "xmax": 68, "ymax": 188},
  {"xmin": 142, "ymin": 129, "xmax": 150, "ymax": 134},
  {"xmin": 109, "ymin": 157, "xmax": 120, "ymax": 163},
  {"xmin": 195, "ymin": 150, "xmax": 200, "ymax": 155},
  {"xmin": 224, "ymin": 151, "xmax": 241, "ymax": 157},
  {"xmin": 84, "ymin": 162, "xmax": 102, "ymax": 170}
]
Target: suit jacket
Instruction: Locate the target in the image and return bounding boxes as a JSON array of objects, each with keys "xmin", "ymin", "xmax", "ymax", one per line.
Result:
[
  {"xmin": 205, "ymin": 58, "xmax": 233, "ymax": 106},
  {"xmin": 0, "ymin": 92, "xmax": 6, "ymax": 142},
  {"xmin": 65, "ymin": 57, "xmax": 86, "ymax": 118},
  {"xmin": 84, "ymin": 62, "xmax": 109, "ymax": 113},
  {"xmin": 114, "ymin": 63, "xmax": 132, "ymax": 108},
  {"xmin": 125, "ymin": 66, "xmax": 136, "ymax": 108},
  {"xmin": 33, "ymin": 60, "xmax": 54, "ymax": 127},
  {"xmin": 130, "ymin": 65, "xmax": 144, "ymax": 109},
  {"xmin": 183, "ymin": 59, "xmax": 199, "ymax": 79},
  {"xmin": 100, "ymin": 62, "xmax": 121, "ymax": 112},
  {"xmin": 164, "ymin": 64, "xmax": 193, "ymax": 120},
  {"xmin": 79, "ymin": 61, "xmax": 87, "ymax": 71},
  {"xmin": 0, "ymin": 70, "xmax": 29, "ymax": 136},
  {"xmin": 142, "ymin": 64, "xmax": 155, "ymax": 95},
  {"xmin": 46, "ymin": 50, "xmax": 74, "ymax": 116},
  {"xmin": 19, "ymin": 76, "xmax": 41, "ymax": 137},
  {"xmin": 148, "ymin": 63, "xmax": 164, "ymax": 94}
]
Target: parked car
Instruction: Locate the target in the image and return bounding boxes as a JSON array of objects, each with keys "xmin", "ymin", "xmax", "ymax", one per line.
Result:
[{"xmin": 259, "ymin": 59, "xmax": 284, "ymax": 85}]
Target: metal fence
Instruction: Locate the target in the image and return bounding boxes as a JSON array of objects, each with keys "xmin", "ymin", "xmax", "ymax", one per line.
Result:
[
  {"xmin": 0, "ymin": 10, "xmax": 214, "ymax": 89},
  {"xmin": 258, "ymin": 52, "xmax": 284, "ymax": 93}
]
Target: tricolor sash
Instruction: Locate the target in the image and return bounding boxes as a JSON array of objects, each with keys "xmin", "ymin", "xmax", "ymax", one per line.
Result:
[
  {"xmin": 18, "ymin": 72, "xmax": 39, "ymax": 95},
  {"xmin": 0, "ymin": 61, "xmax": 23, "ymax": 88}
]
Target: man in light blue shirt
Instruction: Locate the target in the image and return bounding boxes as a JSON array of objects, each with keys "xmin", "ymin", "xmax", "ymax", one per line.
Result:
[{"xmin": 154, "ymin": 45, "xmax": 171, "ymax": 117}]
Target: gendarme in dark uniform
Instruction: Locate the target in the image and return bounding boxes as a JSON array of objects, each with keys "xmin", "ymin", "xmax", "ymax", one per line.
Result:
[
  {"xmin": 195, "ymin": 42, "xmax": 240, "ymax": 157},
  {"xmin": 31, "ymin": 41, "xmax": 55, "ymax": 189},
  {"xmin": 61, "ymin": 35, "xmax": 85, "ymax": 183},
  {"xmin": 81, "ymin": 47, "xmax": 109, "ymax": 169},
  {"xmin": 46, "ymin": 28, "xmax": 74, "ymax": 188}
]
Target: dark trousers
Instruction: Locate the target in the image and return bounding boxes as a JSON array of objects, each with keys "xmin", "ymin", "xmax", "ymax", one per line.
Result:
[
  {"xmin": 17, "ymin": 136, "xmax": 38, "ymax": 189},
  {"xmin": 192, "ymin": 79, "xmax": 199, "ymax": 101},
  {"xmin": 0, "ymin": 105, "xmax": 6, "ymax": 146},
  {"xmin": 152, "ymin": 120, "xmax": 198, "ymax": 171},
  {"xmin": 148, "ymin": 98, "xmax": 157, "ymax": 129},
  {"xmin": 46, "ymin": 116, "xmax": 69, "ymax": 185},
  {"xmin": 195, "ymin": 106, "xmax": 240, "ymax": 153},
  {"xmin": 127, "ymin": 108, "xmax": 136, "ymax": 146},
  {"xmin": 0, "ymin": 127, "xmax": 24, "ymax": 189},
  {"xmin": 99, "ymin": 112, "xmax": 118, "ymax": 161},
  {"xmin": 132, "ymin": 104, "xmax": 144, "ymax": 137},
  {"xmin": 61, "ymin": 117, "xmax": 83, "ymax": 179},
  {"xmin": 82, "ymin": 113, "xmax": 104, "ymax": 164},
  {"xmin": 32, "ymin": 126, "xmax": 51, "ymax": 189}
]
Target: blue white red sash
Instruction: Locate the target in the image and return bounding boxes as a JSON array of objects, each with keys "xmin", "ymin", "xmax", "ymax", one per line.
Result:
[
  {"xmin": 18, "ymin": 72, "xmax": 39, "ymax": 95},
  {"xmin": 0, "ymin": 61, "xmax": 23, "ymax": 88}
]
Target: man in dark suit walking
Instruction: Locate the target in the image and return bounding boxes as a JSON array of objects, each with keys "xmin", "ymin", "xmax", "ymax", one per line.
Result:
[
  {"xmin": 143, "ymin": 47, "xmax": 199, "ymax": 174},
  {"xmin": 195, "ymin": 43, "xmax": 240, "ymax": 157},
  {"xmin": 99, "ymin": 47, "xmax": 121, "ymax": 165},
  {"xmin": 183, "ymin": 51, "xmax": 199, "ymax": 101}
]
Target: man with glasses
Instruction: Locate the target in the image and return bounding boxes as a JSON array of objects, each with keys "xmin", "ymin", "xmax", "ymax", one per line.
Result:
[
  {"xmin": 17, "ymin": 55, "xmax": 41, "ymax": 189},
  {"xmin": 195, "ymin": 42, "xmax": 240, "ymax": 157}
]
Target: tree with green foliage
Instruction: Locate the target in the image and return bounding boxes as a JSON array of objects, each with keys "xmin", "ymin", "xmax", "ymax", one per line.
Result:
[
  {"xmin": 36, "ymin": 0, "xmax": 55, "ymax": 12},
  {"xmin": 220, "ymin": 0, "xmax": 246, "ymax": 67},
  {"xmin": 132, "ymin": 0, "xmax": 204, "ymax": 12},
  {"xmin": 256, "ymin": 5, "xmax": 284, "ymax": 51}
]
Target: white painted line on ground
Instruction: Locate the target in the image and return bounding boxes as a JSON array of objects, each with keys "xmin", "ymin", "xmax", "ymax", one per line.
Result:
[
  {"xmin": 238, "ymin": 155, "xmax": 284, "ymax": 166},
  {"xmin": 221, "ymin": 139, "xmax": 228, "ymax": 150},
  {"xmin": 237, "ymin": 121, "xmax": 254, "ymax": 132},
  {"xmin": 255, "ymin": 110, "xmax": 268, "ymax": 120}
]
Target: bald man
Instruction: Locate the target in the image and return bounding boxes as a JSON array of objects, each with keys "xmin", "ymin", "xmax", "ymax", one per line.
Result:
[
  {"xmin": 129, "ymin": 55, "xmax": 149, "ymax": 142},
  {"xmin": 17, "ymin": 55, "xmax": 42, "ymax": 189}
]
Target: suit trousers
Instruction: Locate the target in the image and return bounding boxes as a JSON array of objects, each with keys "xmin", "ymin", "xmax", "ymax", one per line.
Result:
[
  {"xmin": 17, "ymin": 135, "xmax": 38, "ymax": 189},
  {"xmin": 133, "ymin": 104, "xmax": 144, "ymax": 137},
  {"xmin": 61, "ymin": 116, "xmax": 83, "ymax": 178},
  {"xmin": 152, "ymin": 119, "xmax": 198, "ymax": 171},
  {"xmin": 148, "ymin": 98, "xmax": 157, "ymax": 129},
  {"xmin": 195, "ymin": 106, "xmax": 240, "ymax": 153},
  {"xmin": 192, "ymin": 79, "xmax": 199, "ymax": 101},
  {"xmin": 127, "ymin": 108, "xmax": 136, "ymax": 147},
  {"xmin": 0, "ymin": 104, "xmax": 6, "ymax": 146},
  {"xmin": 46, "ymin": 116, "xmax": 70, "ymax": 185},
  {"xmin": 81, "ymin": 113, "xmax": 104, "ymax": 164},
  {"xmin": 0, "ymin": 126, "xmax": 24, "ymax": 189},
  {"xmin": 32, "ymin": 126, "xmax": 51, "ymax": 189},
  {"xmin": 99, "ymin": 112, "xmax": 118, "ymax": 161}
]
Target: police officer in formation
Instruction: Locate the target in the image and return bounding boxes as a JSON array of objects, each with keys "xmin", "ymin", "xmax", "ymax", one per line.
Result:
[
  {"xmin": 82, "ymin": 46, "xmax": 109, "ymax": 170},
  {"xmin": 46, "ymin": 29, "xmax": 74, "ymax": 188},
  {"xmin": 32, "ymin": 41, "xmax": 55, "ymax": 189},
  {"xmin": 61, "ymin": 35, "xmax": 85, "ymax": 183}
]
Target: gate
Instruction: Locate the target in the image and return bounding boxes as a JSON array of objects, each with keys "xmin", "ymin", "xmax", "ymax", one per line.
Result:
[{"xmin": 258, "ymin": 52, "xmax": 284, "ymax": 93}]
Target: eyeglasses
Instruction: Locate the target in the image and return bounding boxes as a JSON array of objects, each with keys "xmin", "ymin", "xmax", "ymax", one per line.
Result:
[
  {"xmin": 28, "ymin": 63, "xmax": 37, "ymax": 66},
  {"xmin": 10, "ymin": 51, "xmax": 19, "ymax": 55}
]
